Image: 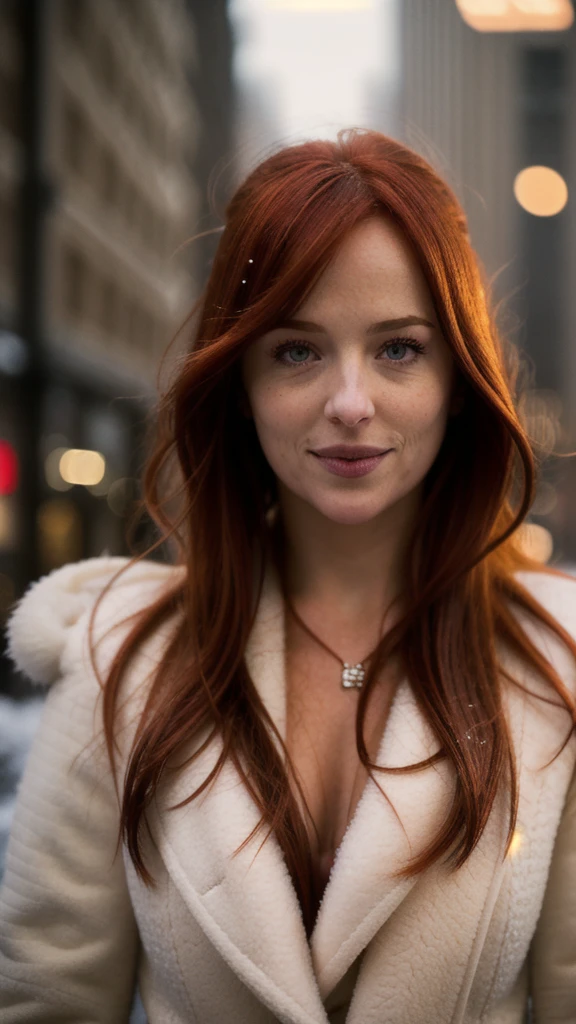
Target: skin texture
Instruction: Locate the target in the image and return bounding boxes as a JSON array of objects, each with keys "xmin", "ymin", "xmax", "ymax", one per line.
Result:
[
  {"xmin": 241, "ymin": 215, "xmax": 459, "ymax": 632},
  {"xmin": 241, "ymin": 216, "xmax": 462, "ymax": 881}
]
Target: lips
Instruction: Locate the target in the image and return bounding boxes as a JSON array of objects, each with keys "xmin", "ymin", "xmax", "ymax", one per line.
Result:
[
  {"xmin": 312, "ymin": 449, "xmax": 392, "ymax": 478},
  {"xmin": 311, "ymin": 445, "xmax": 390, "ymax": 460}
]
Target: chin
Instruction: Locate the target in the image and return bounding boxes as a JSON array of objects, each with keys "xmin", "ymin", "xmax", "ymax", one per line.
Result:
[{"xmin": 311, "ymin": 496, "xmax": 389, "ymax": 527}]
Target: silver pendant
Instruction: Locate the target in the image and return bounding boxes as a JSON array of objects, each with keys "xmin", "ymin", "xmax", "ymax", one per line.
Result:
[{"xmin": 341, "ymin": 662, "xmax": 364, "ymax": 688}]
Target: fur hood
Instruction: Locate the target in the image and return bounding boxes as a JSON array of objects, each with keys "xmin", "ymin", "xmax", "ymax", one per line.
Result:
[{"xmin": 5, "ymin": 556, "xmax": 183, "ymax": 687}]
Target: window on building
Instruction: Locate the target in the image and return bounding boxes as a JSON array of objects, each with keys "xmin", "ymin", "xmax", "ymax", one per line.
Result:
[
  {"xmin": 62, "ymin": 247, "xmax": 89, "ymax": 320},
  {"xmin": 62, "ymin": 98, "xmax": 89, "ymax": 176}
]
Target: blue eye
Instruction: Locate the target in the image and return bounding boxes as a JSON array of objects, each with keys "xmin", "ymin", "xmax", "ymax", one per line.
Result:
[
  {"xmin": 285, "ymin": 346, "xmax": 310, "ymax": 363},
  {"xmin": 386, "ymin": 342, "xmax": 408, "ymax": 360},
  {"xmin": 272, "ymin": 341, "xmax": 315, "ymax": 365},
  {"xmin": 271, "ymin": 336, "xmax": 426, "ymax": 368},
  {"xmin": 380, "ymin": 337, "xmax": 426, "ymax": 363}
]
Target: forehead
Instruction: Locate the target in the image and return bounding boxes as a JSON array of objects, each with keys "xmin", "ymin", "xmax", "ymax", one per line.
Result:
[{"xmin": 297, "ymin": 215, "xmax": 434, "ymax": 318}]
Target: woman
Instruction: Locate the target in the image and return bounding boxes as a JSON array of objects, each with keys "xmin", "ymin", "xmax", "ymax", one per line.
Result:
[{"xmin": 1, "ymin": 129, "xmax": 576, "ymax": 1024}]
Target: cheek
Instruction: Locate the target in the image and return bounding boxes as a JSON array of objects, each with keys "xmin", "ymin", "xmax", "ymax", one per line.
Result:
[
  {"xmin": 250, "ymin": 385, "xmax": 302, "ymax": 458},
  {"xmin": 394, "ymin": 381, "xmax": 452, "ymax": 452}
]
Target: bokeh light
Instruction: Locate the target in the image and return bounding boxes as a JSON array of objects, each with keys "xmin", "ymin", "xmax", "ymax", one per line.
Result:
[
  {"xmin": 106, "ymin": 478, "xmax": 134, "ymax": 517},
  {"xmin": 517, "ymin": 522, "xmax": 554, "ymax": 562},
  {"xmin": 513, "ymin": 165, "xmax": 568, "ymax": 217},
  {"xmin": 58, "ymin": 449, "xmax": 106, "ymax": 487},
  {"xmin": 0, "ymin": 441, "xmax": 18, "ymax": 496},
  {"xmin": 456, "ymin": 0, "xmax": 574, "ymax": 31},
  {"xmin": 44, "ymin": 447, "xmax": 74, "ymax": 491},
  {"xmin": 0, "ymin": 498, "xmax": 17, "ymax": 550},
  {"xmin": 36, "ymin": 498, "xmax": 83, "ymax": 570}
]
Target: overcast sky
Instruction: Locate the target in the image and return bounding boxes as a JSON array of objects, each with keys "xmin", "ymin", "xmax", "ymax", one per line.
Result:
[{"xmin": 229, "ymin": 0, "xmax": 400, "ymax": 153}]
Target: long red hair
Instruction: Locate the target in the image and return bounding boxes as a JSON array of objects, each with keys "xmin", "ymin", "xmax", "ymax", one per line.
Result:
[{"xmin": 91, "ymin": 129, "xmax": 576, "ymax": 939}]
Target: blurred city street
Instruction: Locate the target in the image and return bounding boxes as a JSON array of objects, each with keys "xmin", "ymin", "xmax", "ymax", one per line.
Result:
[
  {"xmin": 1, "ymin": 2, "xmax": 575, "ymax": 1019},
  {"xmin": 2, "ymin": 0, "xmax": 576, "ymax": 861}
]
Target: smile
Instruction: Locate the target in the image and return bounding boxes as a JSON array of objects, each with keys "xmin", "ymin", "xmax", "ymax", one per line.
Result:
[{"xmin": 311, "ymin": 451, "xmax": 392, "ymax": 478}]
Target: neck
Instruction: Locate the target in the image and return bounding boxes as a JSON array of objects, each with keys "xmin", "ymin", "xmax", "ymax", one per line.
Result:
[{"xmin": 272, "ymin": 485, "xmax": 419, "ymax": 622}]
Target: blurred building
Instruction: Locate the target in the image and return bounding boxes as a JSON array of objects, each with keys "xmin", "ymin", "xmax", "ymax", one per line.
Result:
[
  {"xmin": 0, "ymin": 0, "xmax": 235, "ymax": 692},
  {"xmin": 191, "ymin": 0, "xmax": 236, "ymax": 279},
  {"xmin": 399, "ymin": 0, "xmax": 576, "ymax": 563}
]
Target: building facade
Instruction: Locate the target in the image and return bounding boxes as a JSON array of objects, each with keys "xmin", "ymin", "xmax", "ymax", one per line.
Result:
[
  {"xmin": 0, "ymin": 0, "xmax": 236, "ymax": 694},
  {"xmin": 399, "ymin": 0, "xmax": 576, "ymax": 563}
]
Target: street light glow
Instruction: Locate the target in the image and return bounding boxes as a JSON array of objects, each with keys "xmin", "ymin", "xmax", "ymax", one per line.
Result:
[
  {"xmin": 513, "ymin": 166, "xmax": 568, "ymax": 217},
  {"xmin": 455, "ymin": 0, "xmax": 574, "ymax": 30},
  {"xmin": 59, "ymin": 449, "xmax": 106, "ymax": 487},
  {"xmin": 518, "ymin": 523, "xmax": 554, "ymax": 563}
]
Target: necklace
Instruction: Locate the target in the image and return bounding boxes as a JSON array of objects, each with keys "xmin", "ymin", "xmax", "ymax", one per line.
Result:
[
  {"xmin": 270, "ymin": 516, "xmax": 387, "ymax": 689},
  {"xmin": 284, "ymin": 595, "xmax": 383, "ymax": 690}
]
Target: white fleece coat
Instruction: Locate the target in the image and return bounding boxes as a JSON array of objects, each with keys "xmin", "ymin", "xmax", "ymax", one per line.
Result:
[{"xmin": 0, "ymin": 555, "xmax": 575, "ymax": 1024}]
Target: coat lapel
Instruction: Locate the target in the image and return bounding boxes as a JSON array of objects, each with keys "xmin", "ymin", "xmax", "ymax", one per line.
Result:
[
  {"xmin": 344, "ymin": 794, "xmax": 511, "ymax": 1024},
  {"xmin": 149, "ymin": 557, "xmax": 516, "ymax": 1023},
  {"xmin": 309, "ymin": 676, "xmax": 458, "ymax": 1000},
  {"xmin": 150, "ymin": 557, "xmax": 329, "ymax": 1024},
  {"xmin": 339, "ymin": 648, "xmax": 535, "ymax": 1024}
]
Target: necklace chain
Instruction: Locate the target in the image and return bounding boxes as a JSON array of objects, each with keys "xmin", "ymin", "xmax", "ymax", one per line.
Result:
[
  {"xmin": 272, "ymin": 517, "xmax": 385, "ymax": 689},
  {"xmin": 283, "ymin": 595, "xmax": 382, "ymax": 690}
]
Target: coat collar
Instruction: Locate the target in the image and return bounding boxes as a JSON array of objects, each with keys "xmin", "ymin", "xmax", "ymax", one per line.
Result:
[{"xmin": 150, "ymin": 556, "xmax": 513, "ymax": 1024}]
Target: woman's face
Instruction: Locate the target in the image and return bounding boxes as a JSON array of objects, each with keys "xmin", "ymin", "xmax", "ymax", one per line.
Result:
[{"xmin": 240, "ymin": 216, "xmax": 458, "ymax": 527}]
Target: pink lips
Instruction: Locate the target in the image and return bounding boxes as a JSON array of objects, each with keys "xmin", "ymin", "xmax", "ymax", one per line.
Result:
[
  {"xmin": 313, "ymin": 445, "xmax": 388, "ymax": 459},
  {"xmin": 311, "ymin": 446, "xmax": 393, "ymax": 478}
]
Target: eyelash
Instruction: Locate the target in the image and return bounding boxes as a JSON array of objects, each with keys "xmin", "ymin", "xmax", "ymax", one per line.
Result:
[{"xmin": 271, "ymin": 336, "xmax": 427, "ymax": 367}]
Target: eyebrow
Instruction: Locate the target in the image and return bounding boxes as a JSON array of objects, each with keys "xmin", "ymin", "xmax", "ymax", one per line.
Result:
[{"xmin": 273, "ymin": 315, "xmax": 436, "ymax": 334}]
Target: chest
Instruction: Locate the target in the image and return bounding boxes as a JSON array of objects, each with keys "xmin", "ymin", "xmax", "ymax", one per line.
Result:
[{"xmin": 284, "ymin": 626, "xmax": 397, "ymax": 907}]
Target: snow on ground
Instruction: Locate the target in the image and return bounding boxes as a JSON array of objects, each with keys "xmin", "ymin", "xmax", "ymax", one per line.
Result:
[{"xmin": 0, "ymin": 695, "xmax": 45, "ymax": 872}]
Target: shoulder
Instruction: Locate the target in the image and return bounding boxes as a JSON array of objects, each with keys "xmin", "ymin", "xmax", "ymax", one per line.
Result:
[
  {"xmin": 509, "ymin": 568, "xmax": 576, "ymax": 700},
  {"xmin": 5, "ymin": 555, "xmax": 185, "ymax": 687},
  {"xmin": 513, "ymin": 567, "xmax": 576, "ymax": 641}
]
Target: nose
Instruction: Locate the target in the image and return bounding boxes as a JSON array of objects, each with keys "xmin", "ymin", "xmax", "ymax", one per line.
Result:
[{"xmin": 323, "ymin": 361, "xmax": 375, "ymax": 427}]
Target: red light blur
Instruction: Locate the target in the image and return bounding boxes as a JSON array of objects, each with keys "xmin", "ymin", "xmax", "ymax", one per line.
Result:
[{"xmin": 0, "ymin": 441, "xmax": 19, "ymax": 495}]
